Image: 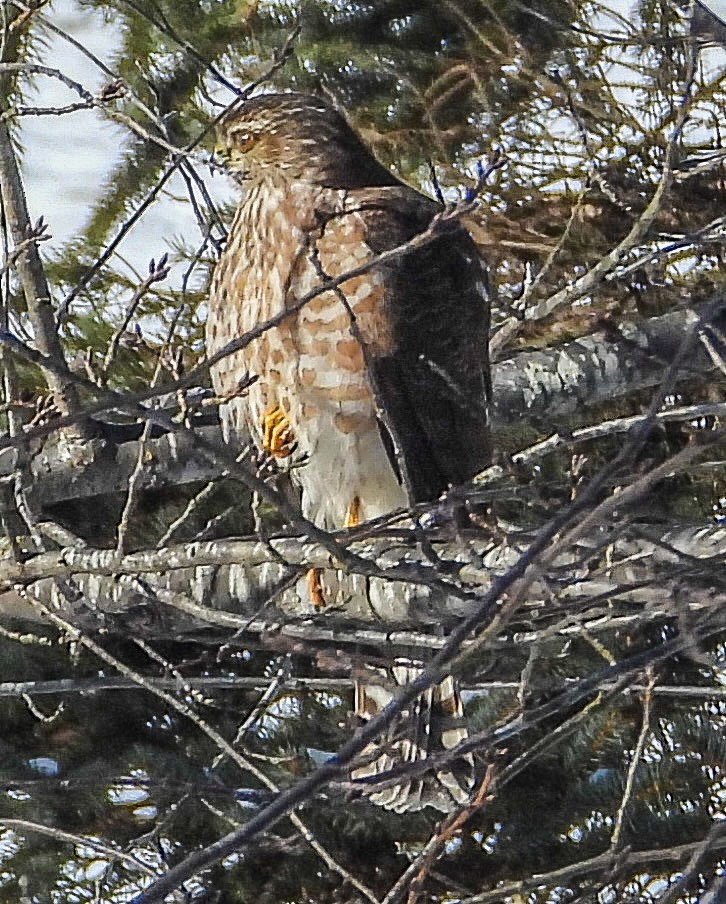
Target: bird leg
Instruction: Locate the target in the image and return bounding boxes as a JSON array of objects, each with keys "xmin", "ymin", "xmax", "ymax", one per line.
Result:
[
  {"xmin": 306, "ymin": 567, "xmax": 326, "ymax": 608},
  {"xmin": 262, "ymin": 405, "xmax": 295, "ymax": 458},
  {"xmin": 344, "ymin": 495, "xmax": 361, "ymax": 529},
  {"xmin": 306, "ymin": 496, "xmax": 361, "ymax": 608}
]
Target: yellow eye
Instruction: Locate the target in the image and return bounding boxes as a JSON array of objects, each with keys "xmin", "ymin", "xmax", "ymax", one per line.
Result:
[{"xmin": 231, "ymin": 130, "xmax": 255, "ymax": 150}]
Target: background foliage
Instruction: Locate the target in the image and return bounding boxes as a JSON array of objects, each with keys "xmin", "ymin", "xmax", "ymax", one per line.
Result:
[{"xmin": 1, "ymin": 1, "xmax": 726, "ymax": 902}]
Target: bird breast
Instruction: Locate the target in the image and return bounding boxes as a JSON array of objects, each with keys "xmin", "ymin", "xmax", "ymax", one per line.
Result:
[{"xmin": 206, "ymin": 177, "xmax": 406, "ymax": 528}]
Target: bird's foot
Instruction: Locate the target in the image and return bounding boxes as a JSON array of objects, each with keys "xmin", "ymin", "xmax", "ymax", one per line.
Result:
[
  {"xmin": 306, "ymin": 568, "xmax": 326, "ymax": 608},
  {"xmin": 305, "ymin": 497, "xmax": 361, "ymax": 608},
  {"xmin": 344, "ymin": 495, "xmax": 361, "ymax": 528},
  {"xmin": 262, "ymin": 405, "xmax": 295, "ymax": 458}
]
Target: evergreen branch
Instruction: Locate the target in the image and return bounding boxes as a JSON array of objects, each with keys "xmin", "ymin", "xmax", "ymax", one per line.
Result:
[
  {"xmin": 24, "ymin": 590, "xmax": 381, "ymax": 904},
  {"xmin": 58, "ymin": 19, "xmax": 302, "ymax": 317},
  {"xmin": 459, "ymin": 824, "xmax": 726, "ymax": 903}
]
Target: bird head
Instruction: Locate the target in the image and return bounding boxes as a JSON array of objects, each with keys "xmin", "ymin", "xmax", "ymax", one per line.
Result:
[{"xmin": 214, "ymin": 92, "xmax": 398, "ymax": 189}]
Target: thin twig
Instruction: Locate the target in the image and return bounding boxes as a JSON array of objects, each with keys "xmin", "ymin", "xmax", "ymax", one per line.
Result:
[
  {"xmin": 458, "ymin": 828, "xmax": 726, "ymax": 903},
  {"xmin": 23, "ymin": 595, "xmax": 379, "ymax": 904},
  {"xmin": 210, "ymin": 656, "xmax": 292, "ymax": 771},
  {"xmin": 610, "ymin": 668, "xmax": 656, "ymax": 849},
  {"xmin": 115, "ymin": 419, "xmax": 153, "ymax": 557},
  {"xmin": 156, "ymin": 478, "xmax": 221, "ymax": 547},
  {"xmin": 101, "ymin": 253, "xmax": 170, "ymax": 381},
  {"xmin": 0, "ymin": 818, "xmax": 157, "ymax": 877},
  {"xmin": 490, "ymin": 44, "xmax": 699, "ymax": 357},
  {"xmin": 0, "ymin": 675, "xmax": 724, "ymax": 700},
  {"xmin": 655, "ymin": 819, "xmax": 726, "ymax": 904},
  {"xmin": 383, "ymin": 767, "xmax": 496, "ymax": 904}
]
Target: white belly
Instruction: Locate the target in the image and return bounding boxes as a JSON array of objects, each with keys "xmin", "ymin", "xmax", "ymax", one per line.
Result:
[{"xmin": 293, "ymin": 407, "xmax": 407, "ymax": 529}]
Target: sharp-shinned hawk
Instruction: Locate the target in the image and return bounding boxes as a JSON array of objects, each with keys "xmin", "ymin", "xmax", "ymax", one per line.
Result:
[{"xmin": 207, "ymin": 92, "xmax": 491, "ymax": 812}]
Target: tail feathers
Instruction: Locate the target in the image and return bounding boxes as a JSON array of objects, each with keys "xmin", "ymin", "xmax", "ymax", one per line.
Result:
[{"xmin": 352, "ymin": 662, "xmax": 473, "ymax": 813}]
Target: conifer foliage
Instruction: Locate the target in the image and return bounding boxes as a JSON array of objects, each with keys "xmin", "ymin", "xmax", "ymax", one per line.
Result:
[{"xmin": 0, "ymin": 2, "xmax": 726, "ymax": 902}]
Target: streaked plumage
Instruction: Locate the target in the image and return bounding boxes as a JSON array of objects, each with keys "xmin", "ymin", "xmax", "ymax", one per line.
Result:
[
  {"xmin": 207, "ymin": 92, "xmax": 490, "ymax": 811},
  {"xmin": 354, "ymin": 664, "xmax": 472, "ymax": 813}
]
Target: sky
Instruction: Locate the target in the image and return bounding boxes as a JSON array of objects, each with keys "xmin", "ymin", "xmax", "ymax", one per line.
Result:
[{"xmin": 19, "ymin": 0, "xmax": 231, "ymax": 291}]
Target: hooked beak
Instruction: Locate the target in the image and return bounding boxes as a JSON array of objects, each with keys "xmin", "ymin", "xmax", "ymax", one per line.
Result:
[{"xmin": 209, "ymin": 144, "xmax": 230, "ymax": 176}]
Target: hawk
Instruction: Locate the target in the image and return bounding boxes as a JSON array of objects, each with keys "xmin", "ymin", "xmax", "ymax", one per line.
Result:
[{"xmin": 207, "ymin": 93, "xmax": 491, "ymax": 812}]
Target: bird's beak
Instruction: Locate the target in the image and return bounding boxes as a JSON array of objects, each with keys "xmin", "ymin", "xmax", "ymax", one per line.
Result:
[
  {"xmin": 214, "ymin": 142, "xmax": 230, "ymax": 162},
  {"xmin": 210, "ymin": 144, "xmax": 230, "ymax": 176}
]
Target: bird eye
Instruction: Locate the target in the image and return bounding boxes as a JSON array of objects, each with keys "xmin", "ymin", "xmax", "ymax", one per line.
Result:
[{"xmin": 232, "ymin": 131, "xmax": 254, "ymax": 149}]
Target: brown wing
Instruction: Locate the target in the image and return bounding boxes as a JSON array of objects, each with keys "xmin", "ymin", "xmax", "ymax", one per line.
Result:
[{"xmin": 334, "ymin": 185, "xmax": 492, "ymax": 504}]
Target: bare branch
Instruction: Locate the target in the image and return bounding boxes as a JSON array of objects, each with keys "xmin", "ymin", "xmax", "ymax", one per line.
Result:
[
  {"xmin": 609, "ymin": 668, "xmax": 656, "ymax": 849},
  {"xmin": 490, "ymin": 46, "xmax": 699, "ymax": 358},
  {"xmin": 0, "ymin": 115, "xmax": 79, "ymax": 414},
  {"xmin": 460, "ymin": 828, "xmax": 726, "ymax": 903}
]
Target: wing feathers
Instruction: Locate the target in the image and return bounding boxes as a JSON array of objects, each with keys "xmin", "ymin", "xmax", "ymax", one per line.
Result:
[{"xmin": 317, "ymin": 185, "xmax": 491, "ymax": 505}]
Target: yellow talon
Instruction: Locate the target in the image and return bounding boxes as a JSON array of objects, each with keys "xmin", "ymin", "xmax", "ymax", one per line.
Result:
[
  {"xmin": 306, "ymin": 498, "xmax": 361, "ymax": 609},
  {"xmin": 262, "ymin": 405, "xmax": 294, "ymax": 458},
  {"xmin": 344, "ymin": 495, "xmax": 361, "ymax": 528}
]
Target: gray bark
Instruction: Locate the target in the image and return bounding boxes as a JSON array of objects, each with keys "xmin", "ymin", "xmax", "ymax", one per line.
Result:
[
  {"xmin": 2, "ymin": 523, "xmax": 723, "ymax": 656},
  {"xmin": 0, "ymin": 99, "xmax": 80, "ymax": 417},
  {"xmin": 1, "ymin": 302, "xmax": 713, "ymax": 508},
  {"xmin": 493, "ymin": 306, "xmax": 706, "ymax": 428}
]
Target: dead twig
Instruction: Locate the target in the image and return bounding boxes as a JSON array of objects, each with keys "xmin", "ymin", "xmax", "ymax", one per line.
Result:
[
  {"xmin": 609, "ymin": 668, "xmax": 656, "ymax": 849},
  {"xmin": 383, "ymin": 767, "xmax": 496, "ymax": 904}
]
